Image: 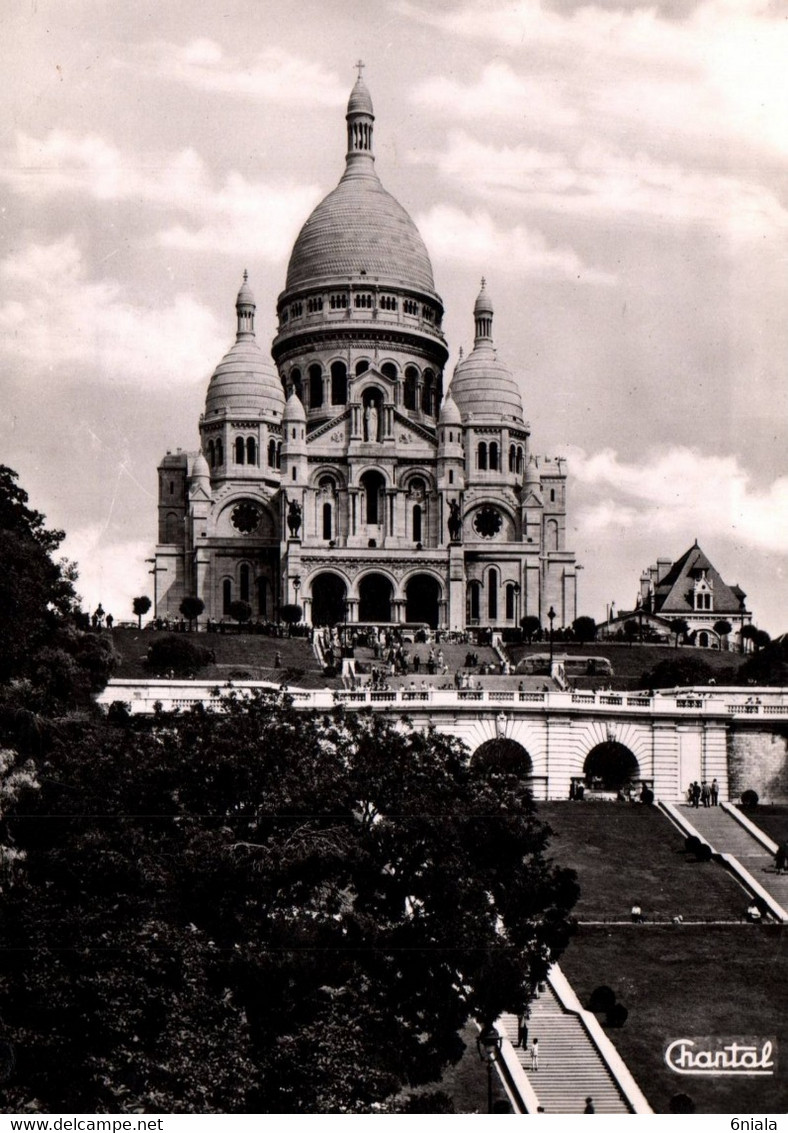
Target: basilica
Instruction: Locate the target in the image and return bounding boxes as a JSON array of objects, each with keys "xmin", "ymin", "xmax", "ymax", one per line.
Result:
[{"xmin": 154, "ymin": 74, "xmax": 578, "ymax": 631}]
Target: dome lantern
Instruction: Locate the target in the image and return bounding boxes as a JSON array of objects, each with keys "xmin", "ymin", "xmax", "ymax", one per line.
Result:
[
  {"xmin": 345, "ymin": 61, "xmax": 375, "ymax": 180},
  {"xmin": 473, "ymin": 278, "xmax": 493, "ymax": 344},
  {"xmin": 235, "ymin": 269, "xmax": 255, "ymax": 339}
]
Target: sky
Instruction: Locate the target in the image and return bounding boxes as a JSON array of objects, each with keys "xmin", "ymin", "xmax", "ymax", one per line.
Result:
[{"xmin": 1, "ymin": 0, "xmax": 786, "ymax": 632}]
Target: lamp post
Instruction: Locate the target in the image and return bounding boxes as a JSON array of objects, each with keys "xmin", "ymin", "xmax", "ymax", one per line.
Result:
[
  {"xmin": 547, "ymin": 605, "xmax": 556, "ymax": 673},
  {"xmin": 292, "ymin": 574, "xmax": 301, "ymax": 606},
  {"xmin": 513, "ymin": 582, "xmax": 520, "ymax": 632},
  {"xmin": 476, "ymin": 1025, "xmax": 503, "ymax": 1114}
]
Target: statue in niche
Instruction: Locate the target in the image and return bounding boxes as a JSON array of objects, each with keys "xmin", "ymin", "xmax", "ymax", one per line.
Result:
[
  {"xmin": 364, "ymin": 399, "xmax": 379, "ymax": 442},
  {"xmin": 286, "ymin": 497, "xmax": 302, "ymax": 537},
  {"xmin": 448, "ymin": 499, "xmax": 462, "ymax": 542}
]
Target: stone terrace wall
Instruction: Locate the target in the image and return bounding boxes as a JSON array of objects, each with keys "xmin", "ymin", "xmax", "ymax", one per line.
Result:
[{"xmin": 728, "ymin": 726, "xmax": 788, "ymax": 803}]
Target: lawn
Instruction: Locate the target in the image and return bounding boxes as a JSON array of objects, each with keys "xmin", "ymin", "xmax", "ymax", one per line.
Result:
[
  {"xmin": 537, "ymin": 802, "xmax": 746, "ymax": 921},
  {"xmin": 745, "ymin": 805, "xmax": 788, "ymax": 847},
  {"xmin": 508, "ymin": 642, "xmax": 748, "ymax": 690},
  {"xmin": 560, "ymin": 924, "xmax": 788, "ymax": 1114},
  {"xmin": 109, "ymin": 627, "xmax": 331, "ymax": 685}
]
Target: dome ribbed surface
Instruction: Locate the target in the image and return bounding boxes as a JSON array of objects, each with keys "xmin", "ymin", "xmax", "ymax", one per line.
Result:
[
  {"xmin": 347, "ymin": 77, "xmax": 374, "ymax": 116},
  {"xmin": 204, "ymin": 339, "xmax": 285, "ymax": 418},
  {"xmin": 449, "ymin": 345, "xmax": 524, "ymax": 422},
  {"xmin": 285, "ymin": 174, "xmax": 436, "ymax": 292},
  {"xmin": 439, "ymin": 391, "xmax": 462, "ymax": 426},
  {"xmin": 283, "ymin": 389, "xmax": 306, "ymax": 422}
]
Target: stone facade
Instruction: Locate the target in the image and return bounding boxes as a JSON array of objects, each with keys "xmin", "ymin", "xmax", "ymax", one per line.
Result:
[{"xmin": 154, "ymin": 75, "xmax": 577, "ymax": 630}]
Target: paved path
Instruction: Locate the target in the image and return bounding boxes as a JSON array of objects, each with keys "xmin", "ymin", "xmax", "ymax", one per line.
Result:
[
  {"xmin": 679, "ymin": 804, "xmax": 788, "ymax": 913},
  {"xmin": 499, "ymin": 982, "xmax": 631, "ymax": 1114}
]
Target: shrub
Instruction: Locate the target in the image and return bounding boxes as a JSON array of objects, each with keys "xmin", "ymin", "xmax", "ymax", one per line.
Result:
[
  {"xmin": 588, "ymin": 985, "xmax": 616, "ymax": 1013},
  {"xmin": 606, "ymin": 1003, "xmax": 628, "ymax": 1028},
  {"xmin": 696, "ymin": 842, "xmax": 713, "ymax": 862},
  {"xmin": 685, "ymin": 835, "xmax": 702, "ymax": 855},
  {"xmin": 741, "ymin": 789, "xmax": 759, "ymax": 807},
  {"xmin": 640, "ymin": 787, "xmax": 654, "ymax": 806},
  {"xmin": 670, "ymin": 1094, "xmax": 695, "ymax": 1114}
]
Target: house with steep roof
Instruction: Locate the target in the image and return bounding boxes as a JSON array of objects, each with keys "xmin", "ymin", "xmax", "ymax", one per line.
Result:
[{"xmin": 637, "ymin": 541, "xmax": 752, "ymax": 650}]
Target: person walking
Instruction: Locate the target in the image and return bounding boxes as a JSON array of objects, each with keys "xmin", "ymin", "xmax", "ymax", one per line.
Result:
[
  {"xmin": 711, "ymin": 778, "xmax": 719, "ymax": 805},
  {"xmin": 701, "ymin": 781, "xmax": 711, "ymax": 808},
  {"xmin": 530, "ymin": 1037, "xmax": 539, "ymax": 1071},
  {"xmin": 584, "ymin": 1097, "xmax": 595, "ymax": 1113}
]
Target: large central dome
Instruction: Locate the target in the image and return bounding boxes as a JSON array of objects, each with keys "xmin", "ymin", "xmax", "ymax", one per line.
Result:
[{"xmin": 284, "ymin": 76, "xmax": 436, "ymax": 294}]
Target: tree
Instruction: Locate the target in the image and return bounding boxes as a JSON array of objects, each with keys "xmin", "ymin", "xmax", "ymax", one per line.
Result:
[
  {"xmin": 228, "ymin": 600, "xmax": 252, "ymax": 628},
  {"xmin": 572, "ymin": 616, "xmax": 597, "ymax": 644},
  {"xmin": 0, "ymin": 465, "xmax": 79, "ymax": 683},
  {"xmin": 280, "ymin": 603, "xmax": 303, "ymax": 635},
  {"xmin": 713, "ymin": 619, "xmax": 732, "ymax": 650},
  {"xmin": 623, "ymin": 620, "xmax": 639, "ymax": 646},
  {"xmin": 520, "ymin": 615, "xmax": 541, "ymax": 644},
  {"xmin": 179, "ymin": 595, "xmax": 205, "ymax": 631},
  {"xmin": 740, "ymin": 624, "xmax": 758, "ymax": 654},
  {"xmin": 641, "ymin": 654, "xmax": 713, "ymax": 690},
  {"xmin": 0, "ymin": 693, "xmax": 578, "ymax": 1112},
  {"xmin": 671, "ymin": 618, "xmax": 690, "ymax": 648},
  {"xmin": 132, "ymin": 595, "xmax": 152, "ymax": 629},
  {"xmin": 144, "ymin": 634, "xmax": 212, "ymax": 677}
]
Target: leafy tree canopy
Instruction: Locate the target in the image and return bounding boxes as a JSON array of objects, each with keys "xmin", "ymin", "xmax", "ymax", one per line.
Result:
[
  {"xmin": 572, "ymin": 616, "xmax": 597, "ymax": 644},
  {"xmin": 0, "ymin": 692, "xmax": 578, "ymax": 1113}
]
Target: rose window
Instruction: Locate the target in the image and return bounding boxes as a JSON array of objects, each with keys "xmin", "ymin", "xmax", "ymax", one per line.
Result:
[
  {"xmin": 231, "ymin": 501, "xmax": 261, "ymax": 534},
  {"xmin": 473, "ymin": 506, "xmax": 502, "ymax": 539}
]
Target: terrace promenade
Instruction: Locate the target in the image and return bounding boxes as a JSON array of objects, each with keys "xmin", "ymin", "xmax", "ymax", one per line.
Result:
[{"xmin": 97, "ymin": 679, "xmax": 788, "ymax": 803}]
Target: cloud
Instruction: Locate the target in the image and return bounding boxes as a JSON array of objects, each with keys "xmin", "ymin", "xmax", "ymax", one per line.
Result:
[
  {"xmin": 413, "ymin": 61, "xmax": 579, "ymax": 129},
  {"xmin": 123, "ymin": 40, "xmax": 347, "ymax": 107},
  {"xmin": 0, "ymin": 236, "xmax": 224, "ymax": 386},
  {"xmin": 422, "ymin": 131, "xmax": 787, "ymax": 240},
  {"xmin": 569, "ymin": 445, "xmax": 788, "ymax": 556},
  {"xmin": 62, "ymin": 523, "xmax": 154, "ymax": 621},
  {"xmin": 402, "ymin": 0, "xmax": 788, "ymax": 158},
  {"xmin": 3, "ymin": 131, "xmax": 321, "ymax": 259},
  {"xmin": 416, "ymin": 204, "xmax": 616, "ymax": 283}
]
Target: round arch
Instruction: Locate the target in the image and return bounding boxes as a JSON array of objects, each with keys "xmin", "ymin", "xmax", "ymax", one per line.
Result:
[
  {"xmin": 310, "ymin": 572, "xmax": 348, "ymax": 627},
  {"xmin": 471, "ymin": 738, "xmax": 533, "ymax": 778},
  {"xmin": 583, "ymin": 742, "xmax": 640, "ymax": 790},
  {"xmin": 358, "ymin": 572, "xmax": 393, "ymax": 622},
  {"xmin": 404, "ymin": 573, "xmax": 441, "ymax": 628}
]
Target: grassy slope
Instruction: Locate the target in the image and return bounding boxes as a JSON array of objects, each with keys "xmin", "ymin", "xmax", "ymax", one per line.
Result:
[
  {"xmin": 560, "ymin": 924, "xmax": 788, "ymax": 1114},
  {"xmin": 537, "ymin": 802, "xmax": 746, "ymax": 921},
  {"xmin": 508, "ymin": 642, "xmax": 749, "ymax": 689}
]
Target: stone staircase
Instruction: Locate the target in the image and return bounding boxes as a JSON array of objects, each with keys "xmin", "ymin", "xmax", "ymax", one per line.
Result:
[
  {"xmin": 499, "ymin": 981, "xmax": 632, "ymax": 1114},
  {"xmin": 679, "ymin": 804, "xmax": 788, "ymax": 914}
]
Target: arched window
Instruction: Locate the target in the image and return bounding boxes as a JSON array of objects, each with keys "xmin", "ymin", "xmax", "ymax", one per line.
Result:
[
  {"xmin": 468, "ymin": 581, "xmax": 481, "ymax": 623},
  {"xmin": 331, "ymin": 361, "xmax": 347, "ymax": 405},
  {"xmin": 546, "ymin": 519, "xmax": 558, "ymax": 551},
  {"xmin": 276, "ymin": 442, "xmax": 282, "ymax": 469},
  {"xmin": 550, "ymin": 488, "xmax": 556, "ymax": 502},
  {"xmin": 404, "ymin": 367, "xmax": 418, "ymax": 411},
  {"xmin": 222, "ymin": 579, "xmax": 232, "ymax": 615},
  {"xmin": 268, "ymin": 438, "xmax": 276, "ymax": 467},
  {"xmin": 488, "ymin": 568, "xmax": 498, "ymax": 620},
  {"xmin": 322, "ymin": 502, "xmax": 332, "ymax": 541},
  {"xmin": 246, "ymin": 437, "xmax": 256, "ymax": 465},
  {"xmin": 422, "ymin": 369, "xmax": 434, "ymax": 415},
  {"xmin": 489, "ymin": 442, "xmax": 499, "ymax": 471},
  {"xmin": 506, "ymin": 583, "xmax": 516, "ymax": 620},
  {"xmin": 240, "ymin": 563, "xmax": 250, "ymax": 603},
  {"xmin": 516, "ymin": 447, "xmax": 523, "ymax": 475},
  {"xmin": 215, "ymin": 438, "xmax": 223, "ymax": 465},
  {"xmin": 381, "ymin": 362, "xmax": 397, "ymax": 381},
  {"xmin": 361, "ymin": 470, "xmax": 385, "ymax": 525},
  {"xmin": 208, "ymin": 440, "xmax": 215, "ymax": 467},
  {"xmin": 355, "ymin": 359, "xmax": 370, "ymax": 376},
  {"xmin": 235, "ymin": 437, "xmax": 245, "ymax": 464},
  {"xmin": 309, "ymin": 364, "xmax": 323, "ymax": 408},
  {"xmin": 478, "ymin": 442, "xmax": 488, "ymax": 471},
  {"xmin": 509, "ymin": 445, "xmax": 516, "ymax": 473},
  {"xmin": 413, "ymin": 504, "xmax": 422, "ymax": 543}
]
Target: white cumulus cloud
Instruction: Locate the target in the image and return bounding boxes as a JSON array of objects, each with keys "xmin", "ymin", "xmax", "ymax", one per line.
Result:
[
  {"xmin": 0, "ymin": 236, "xmax": 224, "ymax": 386},
  {"xmin": 416, "ymin": 204, "xmax": 616, "ymax": 284}
]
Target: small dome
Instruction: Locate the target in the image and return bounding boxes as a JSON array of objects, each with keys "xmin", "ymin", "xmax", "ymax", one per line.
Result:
[
  {"xmin": 282, "ymin": 389, "xmax": 306, "ymax": 423},
  {"xmin": 438, "ymin": 390, "xmax": 462, "ymax": 427},
  {"xmin": 191, "ymin": 451, "xmax": 210, "ymax": 479},
  {"xmin": 524, "ymin": 456, "xmax": 541, "ymax": 485},
  {"xmin": 449, "ymin": 347, "xmax": 524, "ymax": 422},
  {"xmin": 205, "ymin": 338, "xmax": 285, "ymax": 418},
  {"xmin": 347, "ymin": 76, "xmax": 374, "ymax": 116},
  {"xmin": 449, "ymin": 280, "xmax": 524, "ymax": 423},
  {"xmin": 204, "ymin": 279, "xmax": 285, "ymax": 419}
]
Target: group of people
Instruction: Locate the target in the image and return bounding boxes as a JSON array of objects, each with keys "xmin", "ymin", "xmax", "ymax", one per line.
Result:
[{"xmin": 687, "ymin": 779, "xmax": 719, "ymax": 807}]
